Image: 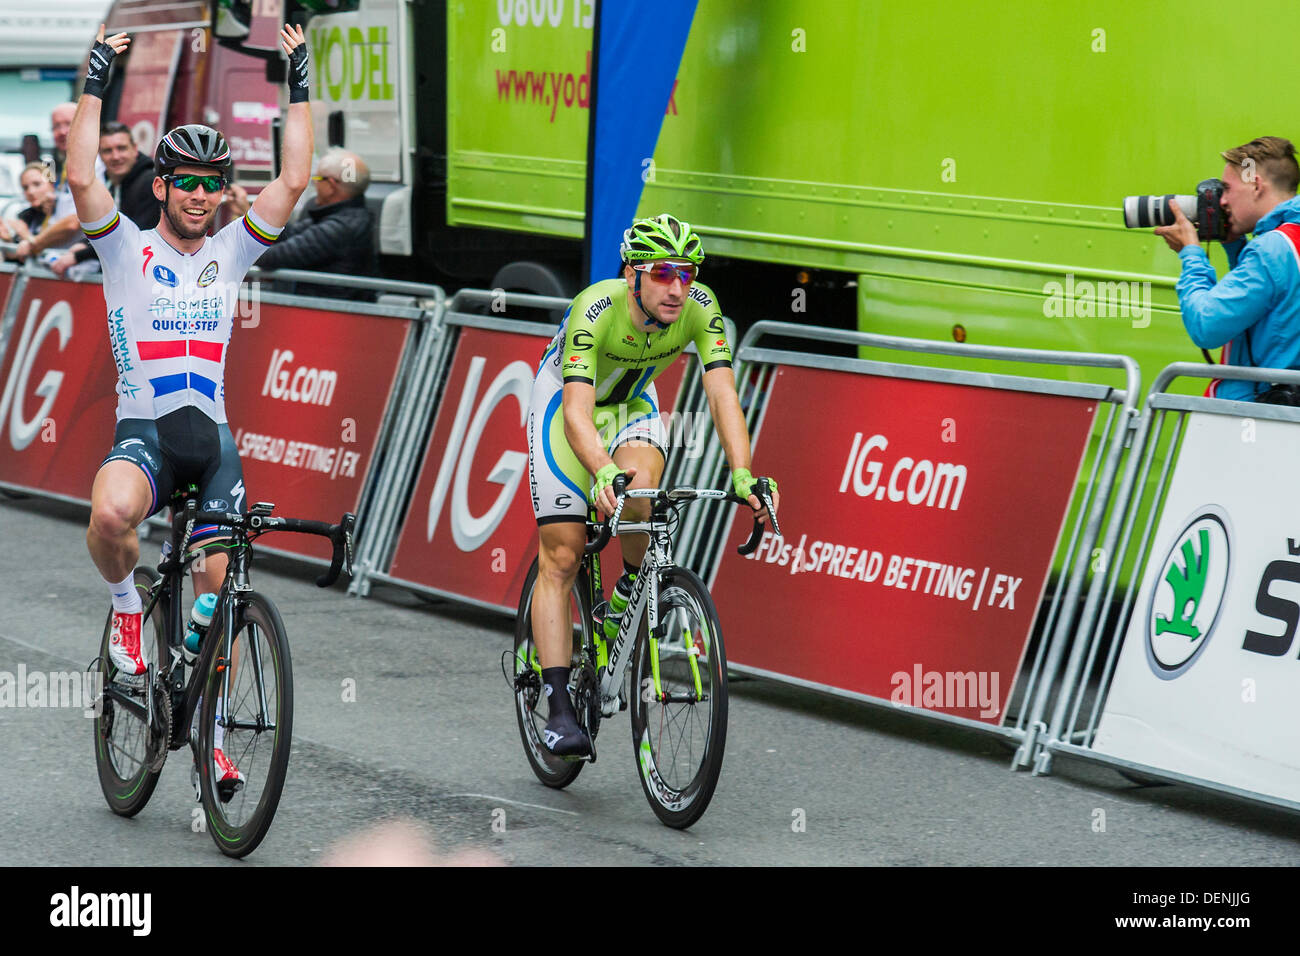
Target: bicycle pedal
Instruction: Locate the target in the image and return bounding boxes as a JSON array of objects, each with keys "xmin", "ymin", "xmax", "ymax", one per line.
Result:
[{"xmin": 217, "ymin": 778, "xmax": 244, "ymax": 804}]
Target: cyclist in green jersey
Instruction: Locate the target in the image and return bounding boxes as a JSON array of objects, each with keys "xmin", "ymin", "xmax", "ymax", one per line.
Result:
[{"xmin": 526, "ymin": 214, "xmax": 779, "ymax": 756}]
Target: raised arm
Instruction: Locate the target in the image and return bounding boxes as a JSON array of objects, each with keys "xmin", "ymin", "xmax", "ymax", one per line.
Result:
[
  {"xmin": 252, "ymin": 25, "xmax": 314, "ymax": 228},
  {"xmin": 68, "ymin": 25, "xmax": 129, "ymax": 224}
]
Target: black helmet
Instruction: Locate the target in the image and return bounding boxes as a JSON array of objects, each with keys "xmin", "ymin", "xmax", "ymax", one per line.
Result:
[{"xmin": 154, "ymin": 124, "xmax": 232, "ymax": 175}]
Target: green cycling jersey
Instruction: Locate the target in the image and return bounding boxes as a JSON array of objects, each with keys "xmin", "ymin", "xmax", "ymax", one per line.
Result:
[{"xmin": 540, "ymin": 278, "xmax": 734, "ymax": 403}]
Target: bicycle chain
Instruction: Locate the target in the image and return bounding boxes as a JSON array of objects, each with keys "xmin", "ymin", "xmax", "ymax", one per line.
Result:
[{"xmin": 149, "ymin": 683, "xmax": 172, "ymax": 773}]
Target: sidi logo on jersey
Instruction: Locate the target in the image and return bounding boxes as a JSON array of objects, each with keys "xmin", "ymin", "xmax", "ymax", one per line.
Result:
[{"xmin": 153, "ymin": 265, "xmax": 178, "ymax": 287}]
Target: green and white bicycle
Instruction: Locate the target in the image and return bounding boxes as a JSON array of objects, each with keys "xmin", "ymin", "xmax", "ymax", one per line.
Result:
[{"xmin": 509, "ymin": 475, "xmax": 779, "ymax": 828}]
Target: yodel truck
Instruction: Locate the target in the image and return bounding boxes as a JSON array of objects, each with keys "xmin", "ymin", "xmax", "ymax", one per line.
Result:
[{"xmin": 98, "ymin": 0, "xmax": 1295, "ymax": 385}]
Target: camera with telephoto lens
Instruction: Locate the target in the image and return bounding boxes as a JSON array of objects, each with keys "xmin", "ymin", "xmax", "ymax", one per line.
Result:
[{"xmin": 1123, "ymin": 179, "xmax": 1229, "ymax": 241}]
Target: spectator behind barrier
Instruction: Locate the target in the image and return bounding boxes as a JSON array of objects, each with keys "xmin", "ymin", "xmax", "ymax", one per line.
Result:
[
  {"xmin": 10, "ymin": 103, "xmax": 104, "ymax": 268},
  {"xmin": 227, "ymin": 146, "xmax": 376, "ymax": 300},
  {"xmin": 1154, "ymin": 136, "xmax": 1300, "ymax": 404},
  {"xmin": 2, "ymin": 163, "xmax": 71, "ymax": 264},
  {"xmin": 0, "ymin": 163, "xmax": 54, "ymax": 252},
  {"xmin": 68, "ymin": 122, "xmax": 161, "ymax": 275}
]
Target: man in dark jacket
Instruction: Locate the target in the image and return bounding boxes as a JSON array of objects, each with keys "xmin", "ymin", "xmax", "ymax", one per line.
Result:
[
  {"xmin": 229, "ymin": 147, "xmax": 376, "ymax": 299},
  {"xmin": 61, "ymin": 122, "xmax": 159, "ymax": 274}
]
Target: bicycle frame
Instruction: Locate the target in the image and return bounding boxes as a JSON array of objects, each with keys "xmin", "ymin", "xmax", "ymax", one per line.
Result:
[
  {"xmin": 591, "ymin": 488, "xmax": 721, "ymax": 715},
  {"xmin": 102, "ymin": 510, "xmax": 273, "ymax": 750}
]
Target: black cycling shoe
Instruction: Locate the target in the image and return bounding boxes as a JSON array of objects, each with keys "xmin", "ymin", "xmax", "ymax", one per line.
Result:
[{"xmin": 543, "ymin": 711, "xmax": 592, "ymax": 757}]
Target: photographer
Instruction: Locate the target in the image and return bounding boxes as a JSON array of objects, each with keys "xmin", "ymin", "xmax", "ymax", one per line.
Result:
[{"xmin": 1155, "ymin": 136, "xmax": 1300, "ymax": 403}]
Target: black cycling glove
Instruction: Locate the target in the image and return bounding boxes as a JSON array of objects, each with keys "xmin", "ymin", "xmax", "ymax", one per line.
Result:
[
  {"xmin": 287, "ymin": 41, "xmax": 311, "ymax": 103},
  {"xmin": 83, "ymin": 39, "xmax": 118, "ymax": 99}
]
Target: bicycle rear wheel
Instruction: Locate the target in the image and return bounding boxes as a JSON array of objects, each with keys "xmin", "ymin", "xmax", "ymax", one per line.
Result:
[
  {"xmin": 197, "ymin": 591, "xmax": 293, "ymax": 858},
  {"xmin": 512, "ymin": 557, "xmax": 592, "ymax": 788},
  {"xmin": 630, "ymin": 567, "xmax": 728, "ymax": 829},
  {"xmin": 93, "ymin": 567, "xmax": 169, "ymax": 817}
]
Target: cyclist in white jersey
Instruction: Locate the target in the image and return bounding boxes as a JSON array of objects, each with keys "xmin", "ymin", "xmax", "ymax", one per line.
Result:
[{"xmin": 72, "ymin": 23, "xmax": 314, "ymax": 790}]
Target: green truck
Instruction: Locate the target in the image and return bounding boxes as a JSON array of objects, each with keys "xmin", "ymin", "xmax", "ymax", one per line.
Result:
[{"xmin": 113, "ymin": 0, "xmax": 1299, "ymax": 386}]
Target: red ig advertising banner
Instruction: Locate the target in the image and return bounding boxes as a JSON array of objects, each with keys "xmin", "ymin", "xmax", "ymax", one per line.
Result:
[
  {"xmin": 389, "ymin": 326, "xmax": 687, "ymax": 611},
  {"xmin": 223, "ymin": 302, "xmax": 414, "ymax": 562},
  {"xmin": 710, "ymin": 365, "xmax": 1097, "ymax": 724},
  {"xmin": 0, "ymin": 278, "xmax": 120, "ymax": 498}
]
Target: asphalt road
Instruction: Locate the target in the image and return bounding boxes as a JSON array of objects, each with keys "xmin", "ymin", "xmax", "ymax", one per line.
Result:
[{"xmin": 2, "ymin": 493, "xmax": 1298, "ymax": 867}]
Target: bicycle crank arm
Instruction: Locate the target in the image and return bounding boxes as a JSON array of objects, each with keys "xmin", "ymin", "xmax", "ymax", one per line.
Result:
[{"xmin": 104, "ymin": 684, "xmax": 148, "ymax": 721}]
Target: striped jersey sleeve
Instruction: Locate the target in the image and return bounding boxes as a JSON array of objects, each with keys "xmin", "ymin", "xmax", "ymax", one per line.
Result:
[
  {"xmin": 216, "ymin": 207, "xmax": 284, "ymax": 276},
  {"xmin": 80, "ymin": 206, "xmax": 139, "ymax": 264}
]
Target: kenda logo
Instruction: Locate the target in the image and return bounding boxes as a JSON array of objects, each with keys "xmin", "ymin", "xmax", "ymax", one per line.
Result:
[
  {"xmin": 261, "ymin": 348, "xmax": 338, "ymax": 406},
  {"xmin": 0, "ymin": 298, "xmax": 70, "ymax": 451},
  {"xmin": 49, "ymin": 886, "xmax": 151, "ymax": 936},
  {"xmin": 838, "ymin": 432, "xmax": 967, "ymax": 511},
  {"xmin": 426, "ymin": 355, "xmax": 531, "ymax": 551},
  {"xmin": 1145, "ymin": 507, "xmax": 1232, "ymax": 679}
]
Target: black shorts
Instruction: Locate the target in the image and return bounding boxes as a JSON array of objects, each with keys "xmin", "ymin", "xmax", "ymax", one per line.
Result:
[{"xmin": 100, "ymin": 407, "xmax": 246, "ymax": 544}]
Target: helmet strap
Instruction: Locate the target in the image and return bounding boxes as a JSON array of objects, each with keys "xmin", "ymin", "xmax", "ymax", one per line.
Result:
[{"xmin": 630, "ymin": 268, "xmax": 670, "ymax": 329}]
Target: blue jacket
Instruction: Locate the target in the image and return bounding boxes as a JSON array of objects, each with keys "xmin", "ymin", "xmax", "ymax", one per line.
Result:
[{"xmin": 1177, "ymin": 194, "xmax": 1300, "ymax": 401}]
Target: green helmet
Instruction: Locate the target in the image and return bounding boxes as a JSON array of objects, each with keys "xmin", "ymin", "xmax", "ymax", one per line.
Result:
[{"xmin": 620, "ymin": 214, "xmax": 705, "ymax": 264}]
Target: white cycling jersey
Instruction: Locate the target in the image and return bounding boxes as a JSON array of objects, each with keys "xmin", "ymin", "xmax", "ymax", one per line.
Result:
[{"xmin": 80, "ymin": 205, "xmax": 281, "ymax": 423}]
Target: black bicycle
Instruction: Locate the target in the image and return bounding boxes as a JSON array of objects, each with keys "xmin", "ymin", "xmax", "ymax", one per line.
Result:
[
  {"xmin": 91, "ymin": 488, "xmax": 353, "ymax": 858},
  {"xmin": 509, "ymin": 476, "xmax": 778, "ymax": 828}
]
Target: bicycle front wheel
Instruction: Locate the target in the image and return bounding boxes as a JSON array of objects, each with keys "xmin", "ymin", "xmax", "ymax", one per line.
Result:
[
  {"xmin": 630, "ymin": 567, "xmax": 728, "ymax": 829},
  {"xmin": 197, "ymin": 591, "xmax": 293, "ymax": 858},
  {"xmin": 93, "ymin": 567, "xmax": 169, "ymax": 817},
  {"xmin": 512, "ymin": 557, "xmax": 592, "ymax": 789}
]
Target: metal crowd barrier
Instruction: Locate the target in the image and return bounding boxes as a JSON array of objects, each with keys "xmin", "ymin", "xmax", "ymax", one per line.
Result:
[
  {"xmin": 1034, "ymin": 362, "xmax": 1300, "ymax": 814},
  {"xmin": 237, "ymin": 282, "xmax": 438, "ymax": 570},
  {"xmin": 354, "ymin": 287, "xmax": 566, "ymax": 606},
  {"xmin": 677, "ymin": 319, "xmax": 1141, "ymax": 748}
]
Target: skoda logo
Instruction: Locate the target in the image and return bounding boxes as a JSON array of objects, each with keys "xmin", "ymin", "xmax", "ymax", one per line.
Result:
[{"xmin": 1145, "ymin": 506, "xmax": 1232, "ymax": 680}]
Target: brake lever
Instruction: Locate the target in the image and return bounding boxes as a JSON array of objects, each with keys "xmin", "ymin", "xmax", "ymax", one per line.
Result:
[
  {"xmin": 754, "ymin": 477, "xmax": 782, "ymax": 539},
  {"xmin": 341, "ymin": 513, "xmax": 355, "ymax": 577}
]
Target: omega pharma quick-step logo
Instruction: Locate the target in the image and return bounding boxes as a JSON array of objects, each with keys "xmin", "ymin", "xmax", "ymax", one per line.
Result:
[{"xmin": 1145, "ymin": 507, "xmax": 1233, "ymax": 680}]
